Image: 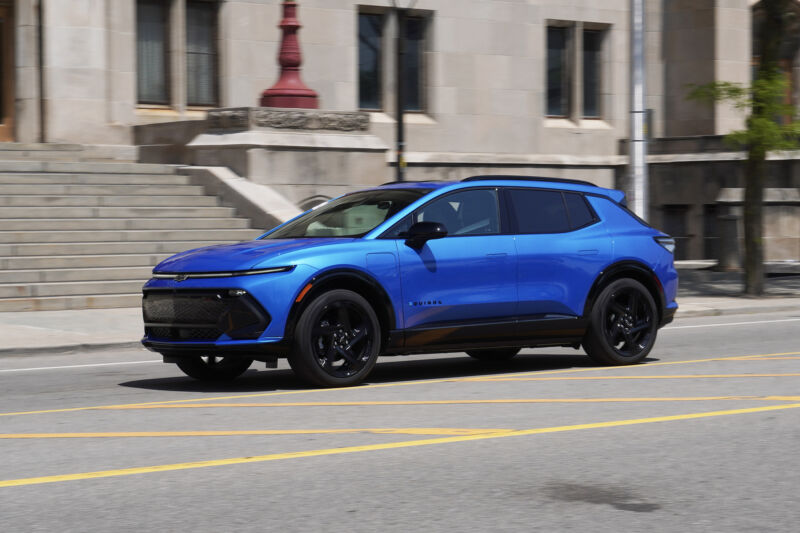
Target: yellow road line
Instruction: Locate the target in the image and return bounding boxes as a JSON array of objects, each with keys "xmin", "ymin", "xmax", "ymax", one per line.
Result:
[
  {"xmin": 469, "ymin": 373, "xmax": 800, "ymax": 382},
  {"xmin": 0, "ymin": 428, "xmax": 508, "ymax": 439},
  {"xmin": 98, "ymin": 395, "xmax": 800, "ymax": 410},
  {"xmin": 1, "ymin": 351, "xmax": 797, "ymax": 418},
  {"xmin": 2, "ymin": 402, "xmax": 799, "ymax": 488}
]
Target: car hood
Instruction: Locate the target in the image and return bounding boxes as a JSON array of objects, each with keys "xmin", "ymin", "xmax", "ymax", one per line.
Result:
[{"xmin": 153, "ymin": 238, "xmax": 352, "ymax": 273}]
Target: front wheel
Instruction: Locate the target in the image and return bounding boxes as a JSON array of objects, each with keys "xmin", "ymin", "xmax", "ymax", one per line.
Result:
[
  {"xmin": 175, "ymin": 356, "xmax": 253, "ymax": 381},
  {"xmin": 288, "ymin": 289, "xmax": 381, "ymax": 387},
  {"xmin": 583, "ymin": 278, "xmax": 658, "ymax": 365}
]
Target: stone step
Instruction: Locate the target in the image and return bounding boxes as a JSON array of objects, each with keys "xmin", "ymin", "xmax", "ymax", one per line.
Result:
[
  {"xmin": 0, "ymin": 184, "xmax": 205, "ymax": 195},
  {"xmin": 0, "ymin": 194, "xmax": 218, "ymax": 207},
  {"xmin": 0, "ymin": 161, "xmax": 178, "ymax": 174},
  {"xmin": 0, "ymin": 266, "xmax": 153, "ymax": 284},
  {"xmin": 0, "ymin": 240, "xmax": 232, "ymax": 257},
  {"xmin": 0, "ymin": 217, "xmax": 252, "ymax": 231},
  {"xmin": 0, "ymin": 228, "xmax": 263, "ymax": 243},
  {"xmin": 0, "ymin": 206, "xmax": 237, "ymax": 218},
  {"xmin": 0, "ymin": 293, "xmax": 142, "ymax": 312},
  {"xmin": 0, "ymin": 254, "xmax": 172, "ymax": 270},
  {"xmin": 0, "ymin": 151, "xmax": 92, "ymax": 161},
  {"xmin": 0, "ymin": 279, "xmax": 145, "ymax": 298},
  {"xmin": 0, "ymin": 143, "xmax": 84, "ymax": 152},
  {"xmin": 0, "ymin": 173, "xmax": 191, "ymax": 185}
]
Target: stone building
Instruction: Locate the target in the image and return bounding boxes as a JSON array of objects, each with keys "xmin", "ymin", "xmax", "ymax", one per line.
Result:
[{"xmin": 0, "ymin": 0, "xmax": 798, "ymax": 261}]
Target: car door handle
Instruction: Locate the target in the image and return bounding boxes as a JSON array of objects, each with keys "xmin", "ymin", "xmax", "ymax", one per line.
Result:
[{"xmin": 579, "ymin": 249, "xmax": 599, "ymax": 255}]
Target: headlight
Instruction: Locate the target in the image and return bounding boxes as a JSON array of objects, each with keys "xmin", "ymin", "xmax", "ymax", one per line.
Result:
[
  {"xmin": 152, "ymin": 266, "xmax": 295, "ymax": 280},
  {"xmin": 654, "ymin": 236, "xmax": 675, "ymax": 254}
]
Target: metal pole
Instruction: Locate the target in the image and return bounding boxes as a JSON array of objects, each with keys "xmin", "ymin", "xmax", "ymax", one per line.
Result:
[
  {"xmin": 395, "ymin": 8, "xmax": 406, "ymax": 181},
  {"xmin": 629, "ymin": 0, "xmax": 648, "ymax": 219}
]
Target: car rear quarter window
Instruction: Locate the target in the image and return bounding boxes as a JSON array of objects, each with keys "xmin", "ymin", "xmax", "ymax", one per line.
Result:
[
  {"xmin": 564, "ymin": 192, "xmax": 596, "ymax": 229},
  {"xmin": 507, "ymin": 189, "xmax": 570, "ymax": 234}
]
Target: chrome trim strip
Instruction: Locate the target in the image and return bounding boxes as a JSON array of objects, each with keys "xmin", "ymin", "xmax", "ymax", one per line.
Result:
[{"xmin": 152, "ymin": 266, "xmax": 295, "ymax": 280}]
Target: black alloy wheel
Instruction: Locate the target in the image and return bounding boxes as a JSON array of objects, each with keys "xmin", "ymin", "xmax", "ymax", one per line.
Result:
[
  {"xmin": 175, "ymin": 355, "xmax": 253, "ymax": 381},
  {"xmin": 583, "ymin": 278, "xmax": 658, "ymax": 365},
  {"xmin": 289, "ymin": 289, "xmax": 381, "ymax": 387}
]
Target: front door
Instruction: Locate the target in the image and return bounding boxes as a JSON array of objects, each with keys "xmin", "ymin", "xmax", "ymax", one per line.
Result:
[
  {"xmin": 0, "ymin": 5, "xmax": 14, "ymax": 142},
  {"xmin": 393, "ymin": 188, "xmax": 518, "ymax": 348}
]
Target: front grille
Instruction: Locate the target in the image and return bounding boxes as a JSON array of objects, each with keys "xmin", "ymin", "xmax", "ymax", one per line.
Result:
[{"xmin": 143, "ymin": 290, "xmax": 270, "ymax": 341}]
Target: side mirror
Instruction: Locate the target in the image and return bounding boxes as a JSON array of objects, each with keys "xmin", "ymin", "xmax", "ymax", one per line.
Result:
[{"xmin": 404, "ymin": 221, "xmax": 448, "ymax": 249}]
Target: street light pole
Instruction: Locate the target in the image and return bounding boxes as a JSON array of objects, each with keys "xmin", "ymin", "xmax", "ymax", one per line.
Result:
[
  {"xmin": 391, "ymin": 1, "xmax": 417, "ymax": 181},
  {"xmin": 395, "ymin": 8, "xmax": 406, "ymax": 181},
  {"xmin": 629, "ymin": 0, "xmax": 648, "ymax": 219}
]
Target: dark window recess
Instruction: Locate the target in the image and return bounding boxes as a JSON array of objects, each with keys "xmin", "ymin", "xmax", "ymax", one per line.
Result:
[
  {"xmin": 662, "ymin": 205, "xmax": 689, "ymax": 260},
  {"xmin": 547, "ymin": 26, "xmax": 569, "ymax": 117},
  {"xmin": 358, "ymin": 13, "xmax": 384, "ymax": 110},
  {"xmin": 508, "ymin": 189, "xmax": 570, "ymax": 234},
  {"xmin": 564, "ymin": 192, "xmax": 596, "ymax": 229},
  {"xmin": 583, "ymin": 29, "xmax": 602, "ymax": 118},
  {"xmin": 136, "ymin": 0, "xmax": 170, "ymax": 104},
  {"xmin": 402, "ymin": 16, "xmax": 425, "ymax": 112},
  {"xmin": 186, "ymin": 1, "xmax": 219, "ymax": 106},
  {"xmin": 703, "ymin": 204, "xmax": 719, "ymax": 260}
]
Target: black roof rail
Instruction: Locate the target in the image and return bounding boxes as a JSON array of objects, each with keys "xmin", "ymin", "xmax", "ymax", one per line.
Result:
[
  {"xmin": 379, "ymin": 179, "xmax": 451, "ymax": 186},
  {"xmin": 461, "ymin": 175, "xmax": 598, "ymax": 187}
]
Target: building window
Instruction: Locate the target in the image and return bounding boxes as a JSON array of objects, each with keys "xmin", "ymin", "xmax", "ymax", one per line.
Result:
[
  {"xmin": 582, "ymin": 29, "xmax": 603, "ymax": 118},
  {"xmin": 136, "ymin": 0, "xmax": 170, "ymax": 105},
  {"xmin": 357, "ymin": 10, "xmax": 428, "ymax": 113},
  {"xmin": 136, "ymin": 0, "xmax": 220, "ymax": 109},
  {"xmin": 186, "ymin": 1, "xmax": 219, "ymax": 107},
  {"xmin": 358, "ymin": 13, "xmax": 384, "ymax": 110},
  {"xmin": 402, "ymin": 16, "xmax": 426, "ymax": 112},
  {"xmin": 546, "ymin": 26, "xmax": 569, "ymax": 117}
]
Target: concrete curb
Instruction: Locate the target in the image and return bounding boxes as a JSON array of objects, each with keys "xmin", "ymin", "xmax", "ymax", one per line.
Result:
[
  {"xmin": 2, "ymin": 301, "xmax": 799, "ymax": 358},
  {"xmin": 0, "ymin": 341, "xmax": 144, "ymax": 358}
]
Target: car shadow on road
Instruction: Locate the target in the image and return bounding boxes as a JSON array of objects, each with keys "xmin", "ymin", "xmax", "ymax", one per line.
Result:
[{"xmin": 118, "ymin": 351, "xmax": 660, "ymax": 394}]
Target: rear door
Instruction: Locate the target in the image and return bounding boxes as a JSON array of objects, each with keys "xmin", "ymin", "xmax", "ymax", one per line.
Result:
[{"xmin": 508, "ymin": 188, "xmax": 612, "ymax": 320}]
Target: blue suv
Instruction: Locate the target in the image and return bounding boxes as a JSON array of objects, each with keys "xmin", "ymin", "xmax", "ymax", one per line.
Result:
[{"xmin": 142, "ymin": 176, "xmax": 678, "ymax": 387}]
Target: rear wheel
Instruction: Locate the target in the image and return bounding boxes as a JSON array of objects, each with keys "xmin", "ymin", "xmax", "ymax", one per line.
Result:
[
  {"xmin": 466, "ymin": 348, "xmax": 520, "ymax": 362},
  {"xmin": 175, "ymin": 356, "xmax": 253, "ymax": 381},
  {"xmin": 583, "ymin": 278, "xmax": 658, "ymax": 365},
  {"xmin": 288, "ymin": 289, "xmax": 381, "ymax": 387}
]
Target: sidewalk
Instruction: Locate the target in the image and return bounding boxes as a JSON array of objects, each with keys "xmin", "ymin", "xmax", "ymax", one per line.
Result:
[{"xmin": 1, "ymin": 282, "xmax": 798, "ymax": 357}]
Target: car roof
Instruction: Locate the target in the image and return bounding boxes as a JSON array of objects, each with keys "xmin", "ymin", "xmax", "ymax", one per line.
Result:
[{"xmin": 378, "ymin": 175, "xmax": 626, "ymax": 204}]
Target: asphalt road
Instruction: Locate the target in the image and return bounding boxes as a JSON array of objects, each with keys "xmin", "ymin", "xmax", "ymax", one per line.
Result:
[{"xmin": 1, "ymin": 311, "xmax": 799, "ymax": 532}]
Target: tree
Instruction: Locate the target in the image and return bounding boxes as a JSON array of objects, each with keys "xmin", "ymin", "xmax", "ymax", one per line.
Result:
[{"xmin": 689, "ymin": 0, "xmax": 800, "ymax": 296}]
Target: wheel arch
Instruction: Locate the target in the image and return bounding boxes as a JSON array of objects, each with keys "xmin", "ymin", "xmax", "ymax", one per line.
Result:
[
  {"xmin": 583, "ymin": 261, "xmax": 666, "ymax": 323},
  {"xmin": 284, "ymin": 268, "xmax": 397, "ymax": 349}
]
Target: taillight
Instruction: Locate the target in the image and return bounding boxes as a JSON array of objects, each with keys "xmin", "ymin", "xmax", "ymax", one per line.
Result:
[{"xmin": 654, "ymin": 236, "xmax": 675, "ymax": 254}]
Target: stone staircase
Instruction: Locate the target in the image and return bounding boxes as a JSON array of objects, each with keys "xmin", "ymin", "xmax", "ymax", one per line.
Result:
[{"xmin": 0, "ymin": 145, "xmax": 265, "ymax": 311}]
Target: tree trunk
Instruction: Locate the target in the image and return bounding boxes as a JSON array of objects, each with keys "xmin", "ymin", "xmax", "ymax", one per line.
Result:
[
  {"xmin": 744, "ymin": 150, "xmax": 765, "ymax": 295},
  {"xmin": 744, "ymin": 0, "xmax": 789, "ymax": 295}
]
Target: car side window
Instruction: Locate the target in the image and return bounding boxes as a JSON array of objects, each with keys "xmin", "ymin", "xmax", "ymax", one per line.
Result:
[
  {"xmin": 563, "ymin": 192, "xmax": 597, "ymax": 229},
  {"xmin": 507, "ymin": 189, "xmax": 570, "ymax": 234},
  {"xmin": 416, "ymin": 189, "xmax": 500, "ymax": 236},
  {"xmin": 381, "ymin": 189, "xmax": 501, "ymax": 238}
]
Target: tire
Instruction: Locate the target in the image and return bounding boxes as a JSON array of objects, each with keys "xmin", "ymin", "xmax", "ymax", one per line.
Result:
[
  {"xmin": 175, "ymin": 356, "xmax": 253, "ymax": 381},
  {"xmin": 288, "ymin": 289, "xmax": 381, "ymax": 387},
  {"xmin": 466, "ymin": 348, "xmax": 520, "ymax": 361},
  {"xmin": 583, "ymin": 278, "xmax": 658, "ymax": 365}
]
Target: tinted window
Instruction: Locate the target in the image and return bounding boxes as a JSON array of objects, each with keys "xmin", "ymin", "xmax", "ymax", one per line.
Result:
[
  {"xmin": 564, "ymin": 192, "xmax": 596, "ymax": 229},
  {"xmin": 508, "ymin": 189, "xmax": 569, "ymax": 234},
  {"xmin": 384, "ymin": 189, "xmax": 500, "ymax": 238}
]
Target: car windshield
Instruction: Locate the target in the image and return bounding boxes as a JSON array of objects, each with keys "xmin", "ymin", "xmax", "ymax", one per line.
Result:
[{"xmin": 263, "ymin": 188, "xmax": 432, "ymax": 239}]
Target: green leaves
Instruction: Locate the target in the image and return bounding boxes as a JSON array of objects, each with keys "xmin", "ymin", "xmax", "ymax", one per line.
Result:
[{"xmin": 687, "ymin": 70, "xmax": 800, "ymax": 153}]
